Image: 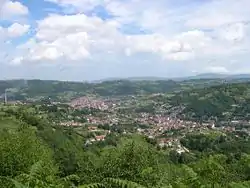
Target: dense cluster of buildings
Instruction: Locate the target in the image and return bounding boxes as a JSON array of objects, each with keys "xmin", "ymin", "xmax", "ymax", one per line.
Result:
[
  {"xmin": 69, "ymin": 96, "xmax": 121, "ymax": 111},
  {"xmin": 60, "ymin": 121, "xmax": 83, "ymax": 127},
  {"xmin": 86, "ymin": 114, "xmax": 119, "ymax": 125},
  {"xmin": 70, "ymin": 97, "xmax": 110, "ymax": 110},
  {"xmin": 59, "ymin": 96, "xmax": 250, "ymax": 149}
]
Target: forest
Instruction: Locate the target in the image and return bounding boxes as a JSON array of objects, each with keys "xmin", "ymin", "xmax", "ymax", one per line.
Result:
[
  {"xmin": 1, "ymin": 78, "xmax": 248, "ymax": 101},
  {"xmin": 170, "ymin": 82, "xmax": 250, "ymax": 121},
  {"xmin": 1, "ymin": 104, "xmax": 250, "ymax": 188},
  {"xmin": 0, "ymin": 79, "xmax": 179, "ymax": 99}
]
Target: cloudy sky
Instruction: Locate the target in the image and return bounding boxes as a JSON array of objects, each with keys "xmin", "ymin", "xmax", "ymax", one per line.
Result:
[{"xmin": 0, "ymin": 0, "xmax": 250, "ymax": 81}]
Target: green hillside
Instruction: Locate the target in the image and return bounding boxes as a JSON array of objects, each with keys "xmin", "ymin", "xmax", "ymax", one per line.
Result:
[
  {"xmin": 170, "ymin": 82, "xmax": 250, "ymax": 121},
  {"xmin": 1, "ymin": 78, "xmax": 250, "ymax": 102},
  {"xmin": 1, "ymin": 102, "xmax": 250, "ymax": 187}
]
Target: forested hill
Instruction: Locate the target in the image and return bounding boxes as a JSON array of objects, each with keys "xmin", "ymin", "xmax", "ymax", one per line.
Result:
[
  {"xmin": 1, "ymin": 78, "xmax": 250, "ymax": 101},
  {"xmin": 170, "ymin": 82, "xmax": 250, "ymax": 121},
  {"xmin": 0, "ymin": 79, "xmax": 179, "ymax": 100},
  {"xmin": 2, "ymin": 104, "xmax": 250, "ymax": 187}
]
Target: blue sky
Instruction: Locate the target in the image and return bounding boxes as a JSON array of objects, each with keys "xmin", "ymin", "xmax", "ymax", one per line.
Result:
[{"xmin": 0, "ymin": 0, "xmax": 250, "ymax": 80}]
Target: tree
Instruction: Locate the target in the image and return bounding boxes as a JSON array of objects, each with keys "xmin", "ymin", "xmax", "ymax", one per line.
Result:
[
  {"xmin": 0, "ymin": 125, "xmax": 58, "ymax": 187},
  {"xmin": 84, "ymin": 137, "xmax": 162, "ymax": 187}
]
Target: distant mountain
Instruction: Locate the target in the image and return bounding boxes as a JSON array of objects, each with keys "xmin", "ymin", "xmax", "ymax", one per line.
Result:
[
  {"xmin": 168, "ymin": 73, "xmax": 250, "ymax": 81},
  {"xmin": 189, "ymin": 73, "xmax": 250, "ymax": 80},
  {"xmin": 179, "ymin": 73, "xmax": 228, "ymax": 80},
  {"xmin": 1, "ymin": 74, "xmax": 250, "ymax": 102},
  {"xmin": 227, "ymin": 74, "xmax": 250, "ymax": 79},
  {"xmin": 93, "ymin": 77, "xmax": 170, "ymax": 83},
  {"xmin": 94, "ymin": 73, "xmax": 250, "ymax": 82}
]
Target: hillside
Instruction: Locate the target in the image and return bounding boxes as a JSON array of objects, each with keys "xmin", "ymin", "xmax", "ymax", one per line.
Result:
[
  {"xmin": 2, "ymin": 76, "xmax": 250, "ymax": 102},
  {"xmin": 170, "ymin": 82, "xmax": 250, "ymax": 121},
  {"xmin": 1, "ymin": 102, "xmax": 250, "ymax": 187},
  {"xmin": 1, "ymin": 79, "xmax": 179, "ymax": 100},
  {"xmin": 2, "ymin": 79, "xmax": 250, "ymax": 188}
]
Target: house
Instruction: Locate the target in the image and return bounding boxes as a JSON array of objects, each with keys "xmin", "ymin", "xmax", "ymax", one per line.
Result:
[
  {"xmin": 95, "ymin": 135, "xmax": 106, "ymax": 141},
  {"xmin": 158, "ymin": 138, "xmax": 173, "ymax": 148}
]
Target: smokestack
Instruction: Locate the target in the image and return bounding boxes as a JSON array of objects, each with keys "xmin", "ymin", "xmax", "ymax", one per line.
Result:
[{"xmin": 4, "ymin": 90, "xmax": 7, "ymax": 104}]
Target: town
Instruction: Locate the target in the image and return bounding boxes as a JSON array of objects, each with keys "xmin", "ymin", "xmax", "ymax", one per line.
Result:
[
  {"xmin": 31, "ymin": 95, "xmax": 250, "ymax": 151},
  {"xmin": 2, "ymin": 80, "xmax": 250, "ymax": 154}
]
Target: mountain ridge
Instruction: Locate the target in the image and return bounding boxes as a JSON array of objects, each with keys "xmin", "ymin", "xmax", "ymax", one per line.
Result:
[
  {"xmin": 1, "ymin": 73, "xmax": 250, "ymax": 84},
  {"xmin": 93, "ymin": 73, "xmax": 250, "ymax": 82}
]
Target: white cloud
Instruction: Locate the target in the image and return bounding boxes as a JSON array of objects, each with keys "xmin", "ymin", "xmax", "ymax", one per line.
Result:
[
  {"xmin": 15, "ymin": 9, "xmax": 250, "ymax": 64},
  {"xmin": 105, "ymin": 0, "xmax": 183, "ymax": 35},
  {"xmin": 16, "ymin": 14, "xmax": 105, "ymax": 62},
  {"xmin": 217, "ymin": 22, "xmax": 247, "ymax": 42},
  {"xmin": 2, "ymin": 0, "xmax": 250, "ymax": 79},
  {"xmin": 29, "ymin": 32, "xmax": 90, "ymax": 61},
  {"xmin": 0, "ymin": 0, "xmax": 29, "ymax": 19},
  {"xmin": 185, "ymin": 0, "xmax": 250, "ymax": 29},
  {"xmin": 17, "ymin": 12, "xmax": 214, "ymax": 63},
  {"xmin": 0, "ymin": 22, "xmax": 30, "ymax": 66},
  {"xmin": 11, "ymin": 56, "xmax": 23, "ymax": 65},
  {"xmin": 7, "ymin": 23, "xmax": 30, "ymax": 37},
  {"xmin": 35, "ymin": 14, "xmax": 120, "ymax": 41},
  {"xmin": 125, "ymin": 30, "xmax": 213, "ymax": 61},
  {"xmin": 0, "ymin": 23, "xmax": 29, "ymax": 39}
]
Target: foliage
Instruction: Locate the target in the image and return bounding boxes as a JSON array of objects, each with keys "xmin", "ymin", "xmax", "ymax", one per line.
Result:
[
  {"xmin": 2, "ymin": 78, "xmax": 249, "ymax": 102},
  {"xmin": 170, "ymin": 82, "xmax": 250, "ymax": 121},
  {"xmin": 3, "ymin": 80, "xmax": 250, "ymax": 188}
]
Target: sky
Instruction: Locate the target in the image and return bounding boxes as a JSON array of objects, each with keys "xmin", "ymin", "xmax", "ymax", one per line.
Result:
[{"xmin": 0, "ymin": 0, "xmax": 250, "ymax": 81}]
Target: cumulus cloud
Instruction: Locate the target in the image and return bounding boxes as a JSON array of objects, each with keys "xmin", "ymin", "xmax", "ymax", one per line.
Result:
[
  {"xmin": 1, "ymin": 0, "xmax": 250, "ymax": 79},
  {"xmin": 185, "ymin": 0, "xmax": 250, "ymax": 29},
  {"xmin": 217, "ymin": 22, "xmax": 248, "ymax": 42},
  {"xmin": 17, "ymin": 13, "xmax": 121, "ymax": 62},
  {"xmin": 16, "ymin": 13, "xmax": 213, "ymax": 63},
  {"xmin": 0, "ymin": 0, "xmax": 29, "ymax": 19},
  {"xmin": 7, "ymin": 23, "xmax": 30, "ymax": 37},
  {"xmin": 0, "ymin": 23, "xmax": 29, "ymax": 39}
]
